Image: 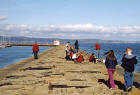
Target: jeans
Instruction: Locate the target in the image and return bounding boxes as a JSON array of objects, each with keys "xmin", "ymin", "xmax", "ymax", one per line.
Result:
[
  {"xmin": 124, "ymin": 71, "xmax": 134, "ymax": 89},
  {"xmin": 108, "ymin": 69, "xmax": 116, "ymax": 88},
  {"xmin": 33, "ymin": 51, "xmax": 38, "ymax": 59}
]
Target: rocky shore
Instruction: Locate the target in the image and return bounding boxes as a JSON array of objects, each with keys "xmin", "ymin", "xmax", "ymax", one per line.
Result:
[{"xmin": 0, "ymin": 45, "xmax": 140, "ymax": 95}]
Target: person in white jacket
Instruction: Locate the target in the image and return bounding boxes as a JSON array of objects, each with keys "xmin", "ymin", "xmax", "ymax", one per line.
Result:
[{"xmin": 65, "ymin": 41, "xmax": 70, "ymax": 60}]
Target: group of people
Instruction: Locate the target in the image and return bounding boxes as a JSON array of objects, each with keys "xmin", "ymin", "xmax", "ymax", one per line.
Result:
[
  {"xmin": 104, "ymin": 48, "xmax": 137, "ymax": 92},
  {"xmin": 65, "ymin": 41, "xmax": 138, "ymax": 92},
  {"xmin": 65, "ymin": 41, "xmax": 98, "ymax": 63},
  {"xmin": 65, "ymin": 40, "xmax": 84, "ymax": 63}
]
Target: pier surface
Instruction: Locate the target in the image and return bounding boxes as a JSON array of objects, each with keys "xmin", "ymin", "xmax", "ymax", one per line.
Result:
[{"xmin": 0, "ymin": 45, "xmax": 140, "ymax": 95}]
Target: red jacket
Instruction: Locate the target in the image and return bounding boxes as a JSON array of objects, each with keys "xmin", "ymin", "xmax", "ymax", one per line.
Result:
[
  {"xmin": 70, "ymin": 51, "xmax": 73, "ymax": 59},
  {"xmin": 95, "ymin": 43, "xmax": 101, "ymax": 50},
  {"xmin": 33, "ymin": 43, "xmax": 39, "ymax": 52},
  {"xmin": 89, "ymin": 55, "xmax": 95, "ymax": 62},
  {"xmin": 77, "ymin": 54, "xmax": 84, "ymax": 63}
]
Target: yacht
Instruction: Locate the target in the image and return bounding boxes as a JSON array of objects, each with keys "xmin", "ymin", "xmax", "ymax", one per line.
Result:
[{"xmin": 0, "ymin": 43, "xmax": 6, "ymax": 48}]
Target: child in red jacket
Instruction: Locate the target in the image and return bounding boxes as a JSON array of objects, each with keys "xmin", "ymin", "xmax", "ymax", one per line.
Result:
[
  {"xmin": 77, "ymin": 53, "xmax": 84, "ymax": 63},
  {"xmin": 89, "ymin": 53, "xmax": 96, "ymax": 63}
]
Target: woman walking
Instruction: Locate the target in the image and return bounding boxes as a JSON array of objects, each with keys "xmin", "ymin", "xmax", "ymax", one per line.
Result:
[
  {"xmin": 121, "ymin": 48, "xmax": 137, "ymax": 92},
  {"xmin": 105, "ymin": 50, "xmax": 117, "ymax": 89}
]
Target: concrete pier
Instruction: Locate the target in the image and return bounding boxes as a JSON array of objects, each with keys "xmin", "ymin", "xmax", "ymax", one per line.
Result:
[{"xmin": 0, "ymin": 45, "xmax": 139, "ymax": 95}]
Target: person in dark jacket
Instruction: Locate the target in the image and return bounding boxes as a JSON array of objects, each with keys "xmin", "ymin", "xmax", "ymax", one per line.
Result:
[
  {"xmin": 74, "ymin": 40, "xmax": 79, "ymax": 52},
  {"xmin": 32, "ymin": 42, "xmax": 39, "ymax": 59},
  {"xmin": 121, "ymin": 48, "xmax": 137, "ymax": 92},
  {"xmin": 105, "ymin": 50, "xmax": 117, "ymax": 89}
]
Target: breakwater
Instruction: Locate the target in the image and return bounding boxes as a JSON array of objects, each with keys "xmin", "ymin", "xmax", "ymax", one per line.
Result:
[{"xmin": 0, "ymin": 45, "xmax": 139, "ymax": 95}]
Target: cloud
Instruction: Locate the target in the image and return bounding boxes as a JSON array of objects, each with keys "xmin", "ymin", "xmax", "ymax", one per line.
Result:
[
  {"xmin": 0, "ymin": 16, "xmax": 7, "ymax": 20},
  {"xmin": 0, "ymin": 24, "xmax": 140, "ymax": 41}
]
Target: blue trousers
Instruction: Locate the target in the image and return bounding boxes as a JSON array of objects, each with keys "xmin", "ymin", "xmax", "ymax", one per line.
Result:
[{"xmin": 124, "ymin": 71, "xmax": 134, "ymax": 89}]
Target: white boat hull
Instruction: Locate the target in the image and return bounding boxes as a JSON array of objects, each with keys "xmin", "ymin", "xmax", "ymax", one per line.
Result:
[{"xmin": 0, "ymin": 44, "xmax": 6, "ymax": 48}]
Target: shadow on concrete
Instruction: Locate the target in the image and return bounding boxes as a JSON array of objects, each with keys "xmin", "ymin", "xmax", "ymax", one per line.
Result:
[
  {"xmin": 98, "ymin": 79, "xmax": 140, "ymax": 90},
  {"xmin": 48, "ymin": 84, "xmax": 90, "ymax": 90},
  {"xmin": 98, "ymin": 79, "xmax": 125, "ymax": 90},
  {"xmin": 134, "ymin": 82, "xmax": 140, "ymax": 89}
]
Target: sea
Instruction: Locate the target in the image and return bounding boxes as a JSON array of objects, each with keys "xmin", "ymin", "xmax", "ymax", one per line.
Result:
[
  {"xmin": 79, "ymin": 43, "xmax": 140, "ymax": 73},
  {"xmin": 0, "ymin": 46, "xmax": 52, "ymax": 68},
  {"xmin": 0, "ymin": 43, "xmax": 140, "ymax": 73}
]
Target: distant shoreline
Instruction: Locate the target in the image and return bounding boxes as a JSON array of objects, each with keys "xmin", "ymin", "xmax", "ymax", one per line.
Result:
[{"xmin": 1, "ymin": 36, "xmax": 140, "ymax": 44}]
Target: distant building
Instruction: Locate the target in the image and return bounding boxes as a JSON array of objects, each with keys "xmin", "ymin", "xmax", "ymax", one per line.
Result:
[{"xmin": 54, "ymin": 40, "xmax": 60, "ymax": 45}]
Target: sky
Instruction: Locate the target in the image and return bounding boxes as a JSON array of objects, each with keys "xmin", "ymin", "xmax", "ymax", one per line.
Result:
[{"xmin": 0, "ymin": 0, "xmax": 140, "ymax": 41}]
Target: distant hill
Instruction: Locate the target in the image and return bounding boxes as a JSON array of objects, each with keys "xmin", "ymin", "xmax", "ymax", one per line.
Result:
[
  {"xmin": 0, "ymin": 36, "xmax": 139, "ymax": 44},
  {"xmin": 0, "ymin": 36, "xmax": 58, "ymax": 44}
]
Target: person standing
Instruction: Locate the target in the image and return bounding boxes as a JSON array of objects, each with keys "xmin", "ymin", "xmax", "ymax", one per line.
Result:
[
  {"xmin": 32, "ymin": 42, "xmax": 39, "ymax": 59},
  {"xmin": 105, "ymin": 50, "xmax": 117, "ymax": 89},
  {"xmin": 74, "ymin": 40, "xmax": 79, "ymax": 52},
  {"xmin": 95, "ymin": 43, "xmax": 101, "ymax": 58},
  {"xmin": 121, "ymin": 48, "xmax": 137, "ymax": 92},
  {"xmin": 65, "ymin": 41, "xmax": 70, "ymax": 60}
]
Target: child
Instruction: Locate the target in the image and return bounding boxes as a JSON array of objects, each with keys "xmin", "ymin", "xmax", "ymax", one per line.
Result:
[
  {"xmin": 121, "ymin": 48, "xmax": 137, "ymax": 92},
  {"xmin": 77, "ymin": 53, "xmax": 84, "ymax": 63},
  {"xmin": 69, "ymin": 47, "xmax": 75, "ymax": 60},
  {"xmin": 72, "ymin": 52, "xmax": 77, "ymax": 62},
  {"xmin": 89, "ymin": 53, "xmax": 96, "ymax": 63},
  {"xmin": 105, "ymin": 50, "xmax": 117, "ymax": 89}
]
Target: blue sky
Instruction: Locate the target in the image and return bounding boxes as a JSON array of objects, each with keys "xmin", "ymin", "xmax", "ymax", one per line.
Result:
[{"xmin": 0, "ymin": 0, "xmax": 140, "ymax": 41}]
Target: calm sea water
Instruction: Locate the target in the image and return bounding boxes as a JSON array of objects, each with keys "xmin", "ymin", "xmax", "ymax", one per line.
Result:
[
  {"xmin": 79, "ymin": 43, "xmax": 140, "ymax": 73},
  {"xmin": 0, "ymin": 46, "xmax": 51, "ymax": 68}
]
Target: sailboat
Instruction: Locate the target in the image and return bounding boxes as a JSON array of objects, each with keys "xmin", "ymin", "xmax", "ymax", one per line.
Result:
[
  {"xmin": 6, "ymin": 36, "xmax": 12, "ymax": 47},
  {"xmin": 0, "ymin": 35, "xmax": 6, "ymax": 48}
]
